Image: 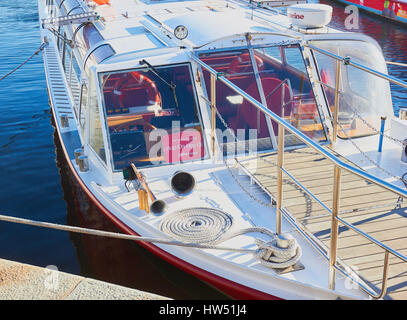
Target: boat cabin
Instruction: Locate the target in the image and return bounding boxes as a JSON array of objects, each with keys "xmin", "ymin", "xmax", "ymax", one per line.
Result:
[
  {"xmin": 39, "ymin": 0, "xmax": 407, "ymax": 300},
  {"xmin": 45, "ymin": 0, "xmax": 394, "ymax": 180}
]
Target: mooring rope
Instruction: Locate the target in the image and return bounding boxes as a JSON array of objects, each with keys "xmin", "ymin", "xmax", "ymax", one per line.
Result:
[
  {"xmin": 159, "ymin": 207, "xmax": 234, "ymax": 244},
  {"xmin": 0, "ymin": 212, "xmax": 301, "ymax": 269},
  {"xmin": 0, "ymin": 42, "xmax": 48, "ymax": 82}
]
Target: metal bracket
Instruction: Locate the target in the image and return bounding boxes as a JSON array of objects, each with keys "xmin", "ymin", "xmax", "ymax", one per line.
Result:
[
  {"xmin": 47, "ymin": 27, "xmax": 73, "ymax": 48},
  {"xmin": 343, "ymin": 57, "xmax": 351, "ymax": 65},
  {"xmin": 216, "ymin": 72, "xmax": 224, "ymax": 80},
  {"xmin": 274, "ymin": 261, "xmax": 305, "ymax": 275},
  {"xmin": 41, "ymin": 12, "xmax": 99, "ymax": 28}
]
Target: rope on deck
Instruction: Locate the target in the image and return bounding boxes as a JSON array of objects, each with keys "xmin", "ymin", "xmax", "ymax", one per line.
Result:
[{"xmin": 0, "ymin": 213, "xmax": 301, "ymax": 269}]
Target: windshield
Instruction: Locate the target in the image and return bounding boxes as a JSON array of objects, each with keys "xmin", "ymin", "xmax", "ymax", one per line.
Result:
[
  {"xmin": 199, "ymin": 44, "xmax": 326, "ymax": 154},
  {"xmin": 100, "ymin": 63, "xmax": 206, "ymax": 170},
  {"xmin": 312, "ymin": 40, "xmax": 393, "ymax": 139}
]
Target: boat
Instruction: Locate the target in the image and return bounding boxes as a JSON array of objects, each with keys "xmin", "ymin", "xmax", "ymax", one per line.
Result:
[
  {"xmin": 37, "ymin": 0, "xmax": 407, "ymax": 300},
  {"xmin": 331, "ymin": 0, "xmax": 407, "ymax": 25}
]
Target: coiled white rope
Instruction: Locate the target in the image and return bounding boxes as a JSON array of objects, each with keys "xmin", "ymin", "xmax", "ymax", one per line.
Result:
[
  {"xmin": 0, "ymin": 212, "xmax": 301, "ymax": 269},
  {"xmin": 159, "ymin": 207, "xmax": 233, "ymax": 244}
]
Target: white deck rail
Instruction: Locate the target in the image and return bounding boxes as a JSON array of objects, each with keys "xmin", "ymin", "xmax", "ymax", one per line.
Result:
[{"xmin": 192, "ymin": 46, "xmax": 407, "ymax": 298}]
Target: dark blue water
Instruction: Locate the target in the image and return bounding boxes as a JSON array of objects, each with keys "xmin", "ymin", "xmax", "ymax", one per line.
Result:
[
  {"xmin": 0, "ymin": 1, "xmax": 80, "ymax": 274},
  {"xmin": 0, "ymin": 0, "xmax": 406, "ymax": 294}
]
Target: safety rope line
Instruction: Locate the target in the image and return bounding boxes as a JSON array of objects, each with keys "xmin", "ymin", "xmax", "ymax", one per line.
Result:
[
  {"xmin": 0, "ymin": 213, "xmax": 301, "ymax": 268},
  {"xmin": 337, "ymin": 122, "xmax": 406, "ymax": 185},
  {"xmin": 337, "ymin": 105, "xmax": 405, "ymax": 146},
  {"xmin": 0, "ymin": 42, "xmax": 48, "ymax": 82},
  {"xmin": 0, "ymin": 213, "xmax": 254, "ymax": 253}
]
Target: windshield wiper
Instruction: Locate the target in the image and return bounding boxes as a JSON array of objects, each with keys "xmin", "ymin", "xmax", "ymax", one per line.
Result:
[{"xmin": 139, "ymin": 59, "xmax": 179, "ymax": 110}]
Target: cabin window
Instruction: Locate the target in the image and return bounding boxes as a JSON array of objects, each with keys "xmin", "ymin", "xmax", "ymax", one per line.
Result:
[
  {"xmin": 62, "ymin": 39, "xmax": 82, "ymax": 112},
  {"xmin": 79, "ymin": 83, "xmax": 88, "ymax": 134},
  {"xmin": 200, "ymin": 44, "xmax": 326, "ymax": 154},
  {"xmin": 284, "ymin": 47, "xmax": 307, "ymax": 73},
  {"xmin": 263, "ymin": 47, "xmax": 282, "ymax": 63},
  {"xmin": 68, "ymin": 54, "xmax": 82, "ymax": 107},
  {"xmin": 81, "ymin": 24, "xmax": 115, "ymax": 71},
  {"xmin": 89, "ymin": 75, "xmax": 106, "ymax": 164},
  {"xmin": 57, "ymin": 26, "xmax": 63, "ymax": 53},
  {"xmin": 200, "ymin": 49, "xmax": 274, "ymax": 154},
  {"xmin": 100, "ymin": 63, "xmax": 206, "ymax": 170},
  {"xmin": 84, "ymin": 44, "xmax": 115, "ymax": 71},
  {"xmin": 253, "ymin": 44, "xmax": 326, "ymax": 143},
  {"xmin": 62, "ymin": 32, "xmax": 68, "ymax": 70},
  {"xmin": 312, "ymin": 40, "xmax": 393, "ymax": 139}
]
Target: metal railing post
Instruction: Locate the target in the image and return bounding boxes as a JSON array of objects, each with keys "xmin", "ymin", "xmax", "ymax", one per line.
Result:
[
  {"xmin": 376, "ymin": 251, "xmax": 390, "ymax": 299},
  {"xmin": 276, "ymin": 122, "xmax": 284, "ymax": 235},
  {"xmin": 210, "ymin": 73, "xmax": 216, "ymax": 155},
  {"xmin": 332, "ymin": 60, "xmax": 341, "ymax": 145},
  {"xmin": 329, "ymin": 165, "xmax": 342, "ymax": 289},
  {"xmin": 191, "ymin": 52, "xmax": 407, "ymax": 299}
]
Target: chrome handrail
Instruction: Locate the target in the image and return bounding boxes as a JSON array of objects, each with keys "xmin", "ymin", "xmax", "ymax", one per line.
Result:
[
  {"xmin": 305, "ymin": 43, "xmax": 407, "ymax": 90},
  {"xmin": 192, "ymin": 54, "xmax": 407, "ymax": 198},
  {"xmin": 192, "ymin": 51, "xmax": 407, "ymax": 299}
]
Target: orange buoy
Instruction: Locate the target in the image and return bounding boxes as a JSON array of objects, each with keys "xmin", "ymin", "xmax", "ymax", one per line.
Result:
[{"xmin": 93, "ymin": 0, "xmax": 110, "ymax": 5}]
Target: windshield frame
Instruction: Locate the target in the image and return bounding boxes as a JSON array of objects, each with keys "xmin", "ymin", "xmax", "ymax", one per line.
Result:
[
  {"xmin": 97, "ymin": 62, "xmax": 210, "ymax": 172},
  {"xmin": 195, "ymin": 42, "xmax": 329, "ymax": 154},
  {"xmin": 308, "ymin": 38, "xmax": 394, "ymax": 140}
]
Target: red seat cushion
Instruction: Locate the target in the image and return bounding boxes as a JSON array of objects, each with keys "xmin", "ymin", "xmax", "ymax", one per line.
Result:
[{"xmin": 240, "ymin": 77, "xmax": 292, "ymax": 137}]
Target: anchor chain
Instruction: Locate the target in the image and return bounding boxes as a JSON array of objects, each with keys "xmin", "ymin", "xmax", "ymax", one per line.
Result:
[
  {"xmin": 212, "ymin": 103, "xmax": 276, "ymax": 207},
  {"xmin": 337, "ymin": 122, "xmax": 405, "ymax": 185},
  {"xmin": 339, "ymin": 104, "xmax": 405, "ymax": 146}
]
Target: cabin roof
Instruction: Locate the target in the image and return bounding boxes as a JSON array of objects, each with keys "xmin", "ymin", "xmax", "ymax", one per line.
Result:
[{"xmin": 93, "ymin": 0, "xmax": 288, "ymax": 56}]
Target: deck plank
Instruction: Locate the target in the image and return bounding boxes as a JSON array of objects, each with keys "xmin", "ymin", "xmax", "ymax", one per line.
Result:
[{"xmin": 238, "ymin": 146, "xmax": 407, "ymax": 300}]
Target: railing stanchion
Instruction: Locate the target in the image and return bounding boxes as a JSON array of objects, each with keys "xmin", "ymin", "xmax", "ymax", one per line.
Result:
[
  {"xmin": 276, "ymin": 121, "xmax": 284, "ymax": 235},
  {"xmin": 210, "ymin": 73, "xmax": 216, "ymax": 155},
  {"xmin": 332, "ymin": 59, "xmax": 341, "ymax": 145},
  {"xmin": 329, "ymin": 165, "xmax": 342, "ymax": 289},
  {"xmin": 192, "ymin": 53, "xmax": 407, "ymax": 299},
  {"xmin": 376, "ymin": 251, "xmax": 390, "ymax": 299}
]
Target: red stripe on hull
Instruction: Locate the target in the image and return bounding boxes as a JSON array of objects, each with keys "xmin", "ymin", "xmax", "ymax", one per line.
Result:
[{"xmin": 49, "ymin": 106, "xmax": 282, "ymax": 300}]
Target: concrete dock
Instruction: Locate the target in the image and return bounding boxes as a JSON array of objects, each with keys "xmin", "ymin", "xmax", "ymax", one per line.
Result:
[{"xmin": 0, "ymin": 258, "xmax": 170, "ymax": 300}]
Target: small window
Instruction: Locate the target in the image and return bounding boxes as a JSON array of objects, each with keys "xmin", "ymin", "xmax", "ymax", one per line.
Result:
[
  {"xmin": 88, "ymin": 74, "xmax": 106, "ymax": 164},
  {"xmin": 312, "ymin": 40, "xmax": 393, "ymax": 139},
  {"xmin": 284, "ymin": 47, "xmax": 307, "ymax": 73},
  {"xmin": 84, "ymin": 44, "xmax": 115, "ymax": 71},
  {"xmin": 57, "ymin": 26, "xmax": 63, "ymax": 52},
  {"xmin": 79, "ymin": 83, "xmax": 88, "ymax": 136},
  {"xmin": 262, "ymin": 46, "xmax": 282, "ymax": 62},
  {"xmin": 62, "ymin": 34, "xmax": 71, "ymax": 74},
  {"xmin": 100, "ymin": 63, "xmax": 206, "ymax": 170}
]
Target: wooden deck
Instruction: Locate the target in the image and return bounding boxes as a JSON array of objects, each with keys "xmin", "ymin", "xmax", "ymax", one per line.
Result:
[{"xmin": 237, "ymin": 147, "xmax": 407, "ymax": 300}]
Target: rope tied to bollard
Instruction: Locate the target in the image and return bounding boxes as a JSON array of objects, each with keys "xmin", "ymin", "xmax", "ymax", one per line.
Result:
[
  {"xmin": 0, "ymin": 213, "xmax": 301, "ymax": 269},
  {"xmin": 0, "ymin": 41, "xmax": 48, "ymax": 82}
]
